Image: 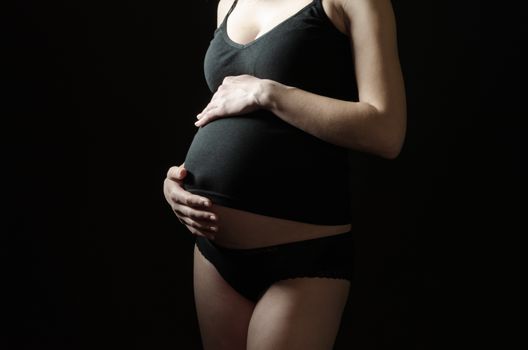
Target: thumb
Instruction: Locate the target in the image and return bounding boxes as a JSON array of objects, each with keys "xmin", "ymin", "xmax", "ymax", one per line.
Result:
[{"xmin": 179, "ymin": 163, "xmax": 187, "ymax": 178}]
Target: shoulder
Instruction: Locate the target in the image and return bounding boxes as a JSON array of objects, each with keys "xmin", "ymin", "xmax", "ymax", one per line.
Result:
[
  {"xmin": 323, "ymin": 0, "xmax": 395, "ymax": 37},
  {"xmin": 336, "ymin": 0, "xmax": 396, "ymax": 26},
  {"xmin": 336, "ymin": 0, "xmax": 393, "ymax": 12}
]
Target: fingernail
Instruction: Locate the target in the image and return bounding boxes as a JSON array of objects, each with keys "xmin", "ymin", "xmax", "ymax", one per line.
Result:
[
  {"xmin": 194, "ymin": 121, "xmax": 200, "ymax": 126},
  {"xmin": 209, "ymin": 215, "xmax": 216, "ymax": 221},
  {"xmin": 210, "ymin": 226, "xmax": 218, "ymax": 232},
  {"xmin": 202, "ymin": 201, "xmax": 210, "ymax": 207}
]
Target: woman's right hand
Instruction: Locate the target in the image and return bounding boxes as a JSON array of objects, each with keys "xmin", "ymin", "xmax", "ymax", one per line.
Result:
[{"xmin": 163, "ymin": 163, "xmax": 218, "ymax": 240}]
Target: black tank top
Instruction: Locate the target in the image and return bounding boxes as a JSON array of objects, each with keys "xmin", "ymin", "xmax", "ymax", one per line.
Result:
[{"xmin": 182, "ymin": 0, "xmax": 359, "ymax": 225}]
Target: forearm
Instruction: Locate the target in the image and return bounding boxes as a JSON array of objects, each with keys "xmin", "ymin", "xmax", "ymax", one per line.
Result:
[{"xmin": 258, "ymin": 79, "xmax": 405, "ymax": 159}]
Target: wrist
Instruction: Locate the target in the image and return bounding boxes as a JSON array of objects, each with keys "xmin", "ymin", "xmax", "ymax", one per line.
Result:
[{"xmin": 256, "ymin": 79, "xmax": 282, "ymax": 111}]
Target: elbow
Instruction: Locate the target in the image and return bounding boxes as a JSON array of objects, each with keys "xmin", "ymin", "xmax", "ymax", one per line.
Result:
[
  {"xmin": 376, "ymin": 114, "xmax": 407, "ymax": 160},
  {"xmin": 379, "ymin": 140, "xmax": 403, "ymax": 160},
  {"xmin": 345, "ymin": 104, "xmax": 407, "ymax": 159},
  {"xmin": 359, "ymin": 130, "xmax": 404, "ymax": 160}
]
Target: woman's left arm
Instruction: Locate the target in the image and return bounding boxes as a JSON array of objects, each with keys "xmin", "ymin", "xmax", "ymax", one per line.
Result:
[{"xmin": 196, "ymin": 0, "xmax": 406, "ymax": 159}]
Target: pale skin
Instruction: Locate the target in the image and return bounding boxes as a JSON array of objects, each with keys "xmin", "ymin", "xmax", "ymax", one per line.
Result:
[{"xmin": 163, "ymin": 0, "xmax": 406, "ymax": 349}]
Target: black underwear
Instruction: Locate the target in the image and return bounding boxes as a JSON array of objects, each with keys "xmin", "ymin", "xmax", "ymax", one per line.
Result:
[{"xmin": 195, "ymin": 229, "xmax": 355, "ymax": 303}]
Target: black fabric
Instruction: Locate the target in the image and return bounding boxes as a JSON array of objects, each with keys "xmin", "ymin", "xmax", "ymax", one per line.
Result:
[
  {"xmin": 195, "ymin": 230, "xmax": 355, "ymax": 303},
  {"xmin": 183, "ymin": 0, "xmax": 359, "ymax": 224}
]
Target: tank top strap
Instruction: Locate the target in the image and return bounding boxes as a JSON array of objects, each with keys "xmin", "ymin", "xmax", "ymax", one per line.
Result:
[
  {"xmin": 216, "ymin": 0, "xmax": 239, "ymax": 32},
  {"xmin": 225, "ymin": 0, "xmax": 239, "ymax": 22},
  {"xmin": 314, "ymin": 0, "xmax": 326, "ymax": 17}
]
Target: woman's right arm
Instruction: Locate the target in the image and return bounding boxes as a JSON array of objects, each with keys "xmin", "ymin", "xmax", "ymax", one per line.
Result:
[{"xmin": 163, "ymin": 163, "xmax": 218, "ymax": 240}]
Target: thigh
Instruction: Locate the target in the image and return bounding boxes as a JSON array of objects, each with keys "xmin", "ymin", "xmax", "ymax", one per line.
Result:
[
  {"xmin": 193, "ymin": 244, "xmax": 256, "ymax": 350},
  {"xmin": 246, "ymin": 277, "xmax": 351, "ymax": 350}
]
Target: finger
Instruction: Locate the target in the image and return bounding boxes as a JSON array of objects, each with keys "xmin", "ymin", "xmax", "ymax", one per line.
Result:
[
  {"xmin": 178, "ymin": 216, "xmax": 218, "ymax": 239},
  {"xmin": 197, "ymin": 101, "xmax": 218, "ymax": 119},
  {"xmin": 166, "ymin": 165, "xmax": 186, "ymax": 180},
  {"xmin": 169, "ymin": 185, "xmax": 213, "ymax": 208},
  {"xmin": 173, "ymin": 202, "xmax": 217, "ymax": 222},
  {"xmin": 195, "ymin": 107, "xmax": 221, "ymax": 126},
  {"xmin": 181, "ymin": 219, "xmax": 215, "ymax": 239},
  {"xmin": 174, "ymin": 209, "xmax": 218, "ymax": 237},
  {"xmin": 177, "ymin": 214, "xmax": 215, "ymax": 231},
  {"xmin": 164, "ymin": 173, "xmax": 214, "ymax": 208}
]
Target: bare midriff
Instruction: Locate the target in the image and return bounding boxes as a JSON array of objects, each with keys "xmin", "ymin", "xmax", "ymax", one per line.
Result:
[{"xmin": 208, "ymin": 203, "xmax": 352, "ymax": 249}]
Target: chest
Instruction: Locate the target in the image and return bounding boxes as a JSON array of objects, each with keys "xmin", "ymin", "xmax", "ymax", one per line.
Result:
[
  {"xmin": 203, "ymin": 0, "xmax": 357, "ymax": 100},
  {"xmin": 225, "ymin": 0, "xmax": 347, "ymax": 46}
]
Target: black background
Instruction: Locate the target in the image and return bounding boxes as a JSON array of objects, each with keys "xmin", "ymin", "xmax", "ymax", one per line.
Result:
[{"xmin": 2, "ymin": 0, "xmax": 519, "ymax": 349}]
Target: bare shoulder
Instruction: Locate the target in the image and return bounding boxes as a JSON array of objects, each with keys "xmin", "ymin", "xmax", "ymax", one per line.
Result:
[
  {"xmin": 323, "ymin": 0, "xmax": 395, "ymax": 37},
  {"xmin": 216, "ymin": 0, "xmax": 237, "ymax": 28},
  {"xmin": 336, "ymin": 0, "xmax": 394, "ymax": 12},
  {"xmin": 335, "ymin": 0, "xmax": 399, "ymax": 53},
  {"xmin": 336, "ymin": 0, "xmax": 397, "ymax": 29}
]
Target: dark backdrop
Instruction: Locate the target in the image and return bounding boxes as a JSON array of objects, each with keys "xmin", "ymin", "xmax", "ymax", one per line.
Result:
[{"xmin": 2, "ymin": 0, "xmax": 511, "ymax": 349}]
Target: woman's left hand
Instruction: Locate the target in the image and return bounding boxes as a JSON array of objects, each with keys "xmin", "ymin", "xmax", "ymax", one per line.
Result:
[{"xmin": 195, "ymin": 74, "xmax": 267, "ymax": 127}]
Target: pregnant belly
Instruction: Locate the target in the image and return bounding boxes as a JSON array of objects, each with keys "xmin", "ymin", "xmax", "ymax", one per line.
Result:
[
  {"xmin": 183, "ymin": 112, "xmax": 299, "ymax": 198},
  {"xmin": 182, "ymin": 111, "xmax": 352, "ymax": 248}
]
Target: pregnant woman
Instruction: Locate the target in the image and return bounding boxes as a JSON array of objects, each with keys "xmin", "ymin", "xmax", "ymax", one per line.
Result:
[{"xmin": 163, "ymin": 0, "xmax": 406, "ymax": 349}]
